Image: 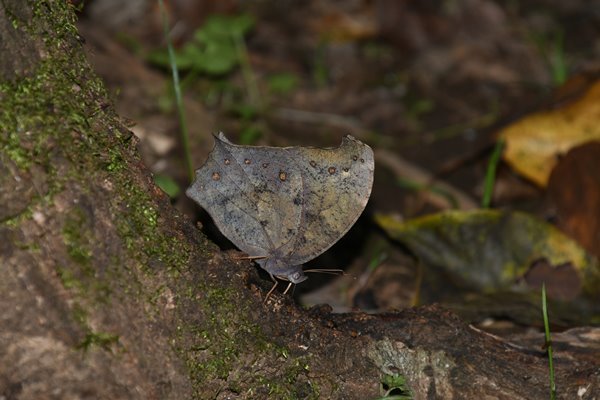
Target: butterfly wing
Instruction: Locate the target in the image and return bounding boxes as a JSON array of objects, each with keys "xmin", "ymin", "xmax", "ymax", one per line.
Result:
[
  {"xmin": 186, "ymin": 133, "xmax": 304, "ymax": 259},
  {"xmin": 276, "ymin": 135, "xmax": 374, "ymax": 266},
  {"xmin": 187, "ymin": 134, "xmax": 374, "ymax": 276}
]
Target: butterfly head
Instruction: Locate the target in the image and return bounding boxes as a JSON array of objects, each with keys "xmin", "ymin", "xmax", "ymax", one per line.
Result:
[
  {"xmin": 258, "ymin": 258, "xmax": 307, "ymax": 284},
  {"xmin": 284, "ymin": 269, "xmax": 307, "ymax": 284}
]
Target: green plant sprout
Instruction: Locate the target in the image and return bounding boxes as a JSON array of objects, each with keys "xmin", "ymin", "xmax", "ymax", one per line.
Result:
[
  {"xmin": 549, "ymin": 30, "xmax": 567, "ymax": 86},
  {"xmin": 529, "ymin": 28, "xmax": 568, "ymax": 87},
  {"xmin": 481, "ymin": 138, "xmax": 504, "ymax": 208},
  {"xmin": 368, "ymin": 250, "xmax": 388, "ymax": 272},
  {"xmin": 377, "ymin": 373, "xmax": 413, "ymax": 399},
  {"xmin": 542, "ymin": 283, "xmax": 556, "ymax": 400}
]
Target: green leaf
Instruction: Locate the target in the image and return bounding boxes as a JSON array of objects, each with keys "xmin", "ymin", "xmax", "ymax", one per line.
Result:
[
  {"xmin": 239, "ymin": 126, "xmax": 262, "ymax": 145},
  {"xmin": 267, "ymin": 73, "xmax": 299, "ymax": 95},
  {"xmin": 229, "ymin": 103, "xmax": 259, "ymax": 120},
  {"xmin": 229, "ymin": 14, "xmax": 255, "ymax": 36},
  {"xmin": 147, "ymin": 47, "xmax": 196, "ymax": 70},
  {"xmin": 197, "ymin": 14, "xmax": 255, "ymax": 38},
  {"xmin": 146, "ymin": 49, "xmax": 170, "ymax": 67},
  {"xmin": 154, "ymin": 174, "xmax": 181, "ymax": 198},
  {"xmin": 196, "ymin": 42, "xmax": 238, "ymax": 75},
  {"xmin": 149, "ymin": 14, "xmax": 256, "ymax": 76}
]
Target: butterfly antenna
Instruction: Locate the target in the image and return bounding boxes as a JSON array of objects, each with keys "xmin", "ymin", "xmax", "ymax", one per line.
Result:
[
  {"xmin": 236, "ymin": 255, "xmax": 268, "ymax": 261},
  {"xmin": 303, "ymin": 268, "xmax": 345, "ymax": 276}
]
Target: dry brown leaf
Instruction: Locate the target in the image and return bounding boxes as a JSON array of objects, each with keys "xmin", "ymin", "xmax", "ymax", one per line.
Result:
[{"xmin": 546, "ymin": 141, "xmax": 600, "ymax": 259}]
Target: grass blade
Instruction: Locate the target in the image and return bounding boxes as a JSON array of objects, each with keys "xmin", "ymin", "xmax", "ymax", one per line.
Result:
[
  {"xmin": 481, "ymin": 138, "xmax": 504, "ymax": 208},
  {"xmin": 158, "ymin": 0, "xmax": 194, "ymax": 182}
]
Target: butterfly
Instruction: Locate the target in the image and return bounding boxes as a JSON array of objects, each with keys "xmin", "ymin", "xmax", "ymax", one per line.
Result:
[{"xmin": 187, "ymin": 133, "xmax": 374, "ymax": 292}]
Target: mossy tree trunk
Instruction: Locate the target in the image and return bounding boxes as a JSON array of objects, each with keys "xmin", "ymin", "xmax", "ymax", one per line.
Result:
[{"xmin": 1, "ymin": 1, "xmax": 597, "ymax": 399}]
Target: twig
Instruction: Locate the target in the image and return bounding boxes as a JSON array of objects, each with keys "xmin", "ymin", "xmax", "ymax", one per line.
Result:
[{"xmin": 376, "ymin": 148, "xmax": 477, "ymax": 210}]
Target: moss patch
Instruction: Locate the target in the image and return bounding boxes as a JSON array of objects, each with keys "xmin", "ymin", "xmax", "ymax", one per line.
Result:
[
  {"xmin": 62, "ymin": 207, "xmax": 93, "ymax": 270},
  {"xmin": 0, "ymin": 1, "xmax": 147, "ymax": 355},
  {"xmin": 176, "ymin": 283, "xmax": 319, "ymax": 399},
  {"xmin": 77, "ymin": 331, "xmax": 121, "ymax": 352},
  {"xmin": 0, "ymin": 0, "xmax": 191, "ymax": 282},
  {"xmin": 0, "ymin": 1, "xmax": 107, "ymax": 205}
]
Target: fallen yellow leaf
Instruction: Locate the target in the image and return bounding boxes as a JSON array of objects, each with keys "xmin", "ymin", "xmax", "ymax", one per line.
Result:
[{"xmin": 499, "ymin": 79, "xmax": 600, "ymax": 186}]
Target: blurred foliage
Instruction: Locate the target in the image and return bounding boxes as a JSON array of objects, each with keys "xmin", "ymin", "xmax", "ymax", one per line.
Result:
[
  {"xmin": 267, "ymin": 73, "xmax": 299, "ymax": 95},
  {"xmin": 158, "ymin": 0, "xmax": 193, "ymax": 181},
  {"xmin": 377, "ymin": 209, "xmax": 600, "ymax": 326},
  {"xmin": 229, "ymin": 103, "xmax": 259, "ymax": 120},
  {"xmin": 227, "ymin": 102, "xmax": 262, "ymax": 144},
  {"xmin": 150, "ymin": 12, "xmax": 323, "ymax": 146},
  {"xmin": 238, "ymin": 125, "xmax": 262, "ymax": 145},
  {"xmin": 312, "ymin": 42, "xmax": 329, "ymax": 88},
  {"xmin": 149, "ymin": 14, "xmax": 255, "ymax": 76}
]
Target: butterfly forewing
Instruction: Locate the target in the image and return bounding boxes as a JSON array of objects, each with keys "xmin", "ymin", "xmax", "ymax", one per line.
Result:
[{"xmin": 187, "ymin": 133, "xmax": 305, "ymax": 257}]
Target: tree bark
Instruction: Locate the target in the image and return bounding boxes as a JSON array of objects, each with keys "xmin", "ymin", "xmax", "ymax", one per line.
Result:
[{"xmin": 0, "ymin": 1, "xmax": 597, "ymax": 399}]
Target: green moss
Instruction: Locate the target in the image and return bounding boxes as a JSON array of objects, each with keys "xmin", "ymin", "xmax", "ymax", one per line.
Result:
[
  {"xmin": 77, "ymin": 331, "xmax": 120, "ymax": 352},
  {"xmin": 56, "ymin": 266, "xmax": 84, "ymax": 291},
  {"xmin": 179, "ymin": 285, "xmax": 248, "ymax": 392},
  {"xmin": 3, "ymin": 132, "xmax": 30, "ymax": 169},
  {"xmin": 62, "ymin": 207, "xmax": 93, "ymax": 269},
  {"xmin": 2, "ymin": 207, "xmax": 33, "ymax": 228},
  {"xmin": 146, "ymin": 284, "xmax": 167, "ymax": 308},
  {"xmin": 71, "ymin": 302, "xmax": 88, "ymax": 326},
  {"xmin": 67, "ymin": 298, "xmax": 120, "ymax": 354},
  {"xmin": 249, "ymin": 366, "xmax": 318, "ymax": 400},
  {"xmin": 259, "ymin": 360, "xmax": 318, "ymax": 399},
  {"xmin": 0, "ymin": 0, "xmax": 108, "ymax": 197},
  {"xmin": 112, "ymin": 178, "xmax": 191, "ymax": 276},
  {"xmin": 59, "ymin": 204, "xmax": 116, "ymax": 307},
  {"xmin": 141, "ymin": 205, "xmax": 158, "ymax": 228},
  {"xmin": 105, "ymin": 147, "xmax": 125, "ymax": 172},
  {"xmin": 175, "ymin": 283, "xmax": 319, "ymax": 398},
  {"xmin": 0, "ymin": 1, "xmax": 189, "ymax": 282}
]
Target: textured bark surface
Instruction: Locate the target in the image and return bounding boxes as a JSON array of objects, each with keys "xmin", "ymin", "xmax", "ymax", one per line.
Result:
[{"xmin": 0, "ymin": 1, "xmax": 598, "ymax": 399}]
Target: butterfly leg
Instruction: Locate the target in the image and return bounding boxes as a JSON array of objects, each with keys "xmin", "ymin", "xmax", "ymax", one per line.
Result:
[
  {"xmin": 282, "ymin": 281, "xmax": 294, "ymax": 295},
  {"xmin": 264, "ymin": 274, "xmax": 279, "ymax": 302}
]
